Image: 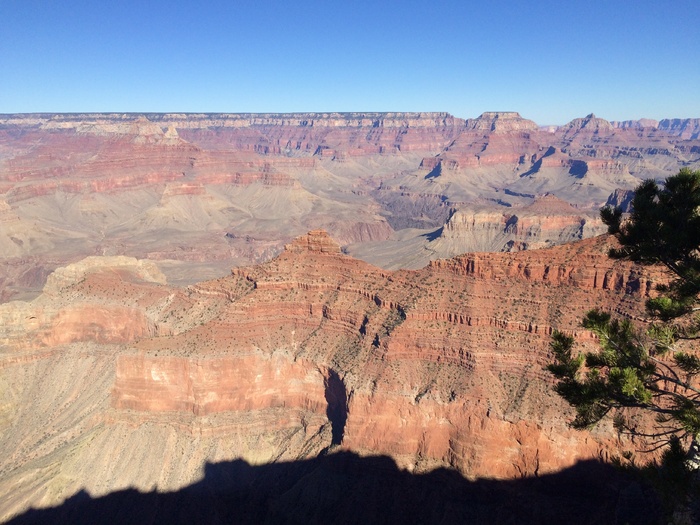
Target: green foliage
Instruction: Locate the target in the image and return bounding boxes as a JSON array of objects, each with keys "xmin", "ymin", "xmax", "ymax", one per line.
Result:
[
  {"xmin": 602, "ymin": 168, "xmax": 700, "ymax": 324},
  {"xmin": 546, "ymin": 331, "xmax": 582, "ymax": 378},
  {"xmin": 549, "ymin": 169, "xmax": 700, "ymax": 469},
  {"xmin": 675, "ymin": 352, "xmax": 700, "ymax": 376},
  {"xmin": 549, "ymin": 311, "xmax": 656, "ymax": 430}
]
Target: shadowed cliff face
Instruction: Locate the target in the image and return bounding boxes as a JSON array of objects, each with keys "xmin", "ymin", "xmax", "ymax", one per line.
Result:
[
  {"xmin": 323, "ymin": 369, "xmax": 348, "ymax": 446},
  {"xmin": 6, "ymin": 453, "xmax": 662, "ymax": 525}
]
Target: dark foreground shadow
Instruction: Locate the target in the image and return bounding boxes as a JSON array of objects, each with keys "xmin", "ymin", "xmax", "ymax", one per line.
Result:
[{"xmin": 8, "ymin": 451, "xmax": 662, "ymax": 525}]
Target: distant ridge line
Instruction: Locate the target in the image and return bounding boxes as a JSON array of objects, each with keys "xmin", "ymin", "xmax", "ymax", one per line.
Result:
[{"xmin": 0, "ymin": 112, "xmax": 698, "ymax": 133}]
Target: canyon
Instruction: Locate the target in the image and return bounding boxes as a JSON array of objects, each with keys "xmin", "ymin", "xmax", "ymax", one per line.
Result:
[
  {"xmin": 1, "ymin": 111, "xmax": 698, "ymax": 301},
  {"xmin": 0, "ymin": 229, "xmax": 667, "ymax": 521},
  {"xmin": 1, "ymin": 111, "xmax": 698, "ymax": 522}
]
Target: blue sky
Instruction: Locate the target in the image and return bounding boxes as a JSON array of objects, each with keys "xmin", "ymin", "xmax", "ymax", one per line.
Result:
[{"xmin": 1, "ymin": 0, "xmax": 699, "ymax": 124}]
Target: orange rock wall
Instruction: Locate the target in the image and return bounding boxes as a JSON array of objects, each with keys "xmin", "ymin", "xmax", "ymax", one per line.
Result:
[
  {"xmin": 113, "ymin": 354, "xmax": 327, "ymax": 416},
  {"xmin": 0, "ymin": 230, "xmax": 667, "ymax": 488}
]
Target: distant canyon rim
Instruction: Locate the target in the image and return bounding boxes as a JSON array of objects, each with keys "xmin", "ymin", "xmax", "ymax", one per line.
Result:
[
  {"xmin": 0, "ymin": 111, "xmax": 699, "ymax": 520},
  {"xmin": 1, "ymin": 110, "xmax": 698, "ymax": 301}
]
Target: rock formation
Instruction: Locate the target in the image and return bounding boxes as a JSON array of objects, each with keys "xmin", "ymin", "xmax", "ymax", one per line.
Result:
[
  {"xmin": 0, "ymin": 230, "xmax": 668, "ymax": 520},
  {"xmin": 658, "ymin": 118, "xmax": 700, "ymax": 139},
  {"xmin": 1, "ymin": 110, "xmax": 696, "ymax": 522},
  {"xmin": 433, "ymin": 194, "xmax": 606, "ymax": 253},
  {"xmin": 1, "ymin": 111, "xmax": 698, "ymax": 299}
]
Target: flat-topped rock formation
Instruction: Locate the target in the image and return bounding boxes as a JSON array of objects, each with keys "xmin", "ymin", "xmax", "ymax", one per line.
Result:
[
  {"xmin": 1, "ymin": 111, "xmax": 463, "ymax": 128},
  {"xmin": 464, "ymin": 111, "xmax": 539, "ymax": 132},
  {"xmin": 433, "ymin": 194, "xmax": 606, "ymax": 253}
]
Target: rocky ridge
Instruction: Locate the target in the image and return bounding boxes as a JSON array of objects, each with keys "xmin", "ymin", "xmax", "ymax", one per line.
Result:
[
  {"xmin": 0, "ymin": 110, "xmax": 698, "ymax": 300},
  {"xmin": 0, "ymin": 230, "xmax": 667, "ymax": 520}
]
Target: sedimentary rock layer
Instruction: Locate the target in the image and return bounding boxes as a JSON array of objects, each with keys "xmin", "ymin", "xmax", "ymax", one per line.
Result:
[
  {"xmin": 1, "ymin": 111, "xmax": 698, "ymax": 299},
  {"xmin": 0, "ymin": 230, "xmax": 667, "ymax": 520}
]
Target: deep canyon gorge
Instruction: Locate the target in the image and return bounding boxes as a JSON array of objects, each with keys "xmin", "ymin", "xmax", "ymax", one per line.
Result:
[{"xmin": 1, "ymin": 112, "xmax": 699, "ymax": 523}]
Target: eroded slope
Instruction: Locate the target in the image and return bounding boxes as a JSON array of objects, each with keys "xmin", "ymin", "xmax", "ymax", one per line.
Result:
[{"xmin": 0, "ymin": 230, "xmax": 665, "ymax": 520}]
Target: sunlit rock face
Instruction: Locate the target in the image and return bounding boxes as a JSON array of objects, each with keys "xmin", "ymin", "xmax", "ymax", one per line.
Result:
[
  {"xmin": 1, "ymin": 111, "xmax": 698, "ymax": 300},
  {"xmin": 0, "ymin": 229, "xmax": 668, "ymax": 520},
  {"xmin": 0, "ymin": 110, "xmax": 694, "ymax": 520},
  {"xmin": 433, "ymin": 193, "xmax": 606, "ymax": 253}
]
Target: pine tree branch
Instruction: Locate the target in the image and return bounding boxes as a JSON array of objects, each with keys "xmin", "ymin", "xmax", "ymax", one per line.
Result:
[
  {"xmin": 649, "ymin": 385, "xmax": 700, "ymax": 407},
  {"xmin": 650, "ymin": 366, "xmax": 700, "ymax": 396},
  {"xmin": 677, "ymin": 334, "xmax": 700, "ymax": 341},
  {"xmin": 660, "ymin": 260, "xmax": 700, "ymax": 289},
  {"xmin": 608, "ymin": 396, "xmax": 676, "ymax": 414},
  {"xmin": 649, "ymin": 355, "xmax": 683, "ymax": 383}
]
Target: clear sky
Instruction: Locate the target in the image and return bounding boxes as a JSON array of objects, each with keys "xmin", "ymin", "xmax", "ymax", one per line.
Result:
[{"xmin": 1, "ymin": 0, "xmax": 699, "ymax": 124}]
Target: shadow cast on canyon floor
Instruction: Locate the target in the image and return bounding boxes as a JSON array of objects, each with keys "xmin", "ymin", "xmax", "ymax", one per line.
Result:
[{"xmin": 8, "ymin": 452, "xmax": 662, "ymax": 525}]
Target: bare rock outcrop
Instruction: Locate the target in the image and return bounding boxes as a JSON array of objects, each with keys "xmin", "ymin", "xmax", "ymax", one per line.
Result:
[
  {"xmin": 611, "ymin": 118, "xmax": 660, "ymax": 130},
  {"xmin": 605, "ymin": 188, "xmax": 635, "ymax": 212},
  {"xmin": 658, "ymin": 118, "xmax": 700, "ymax": 139},
  {"xmin": 559, "ymin": 113, "xmax": 615, "ymax": 133},
  {"xmin": 1, "ymin": 111, "xmax": 699, "ymax": 301},
  {"xmin": 0, "ymin": 257, "xmax": 172, "ymax": 350},
  {"xmin": 0, "ymin": 230, "xmax": 670, "ymax": 520},
  {"xmin": 43, "ymin": 256, "xmax": 166, "ymax": 295},
  {"xmin": 433, "ymin": 194, "xmax": 605, "ymax": 253},
  {"xmin": 465, "ymin": 111, "xmax": 539, "ymax": 132},
  {"xmin": 283, "ymin": 229, "xmax": 343, "ymax": 254}
]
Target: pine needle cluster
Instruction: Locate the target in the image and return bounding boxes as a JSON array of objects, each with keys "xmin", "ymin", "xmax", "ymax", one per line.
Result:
[{"xmin": 548, "ymin": 169, "xmax": 700, "ymax": 463}]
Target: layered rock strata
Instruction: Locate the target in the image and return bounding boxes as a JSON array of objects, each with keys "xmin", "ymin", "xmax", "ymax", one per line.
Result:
[
  {"xmin": 1, "ymin": 111, "xmax": 699, "ymax": 299},
  {"xmin": 0, "ymin": 230, "xmax": 667, "ymax": 520},
  {"xmin": 434, "ymin": 194, "xmax": 606, "ymax": 253}
]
